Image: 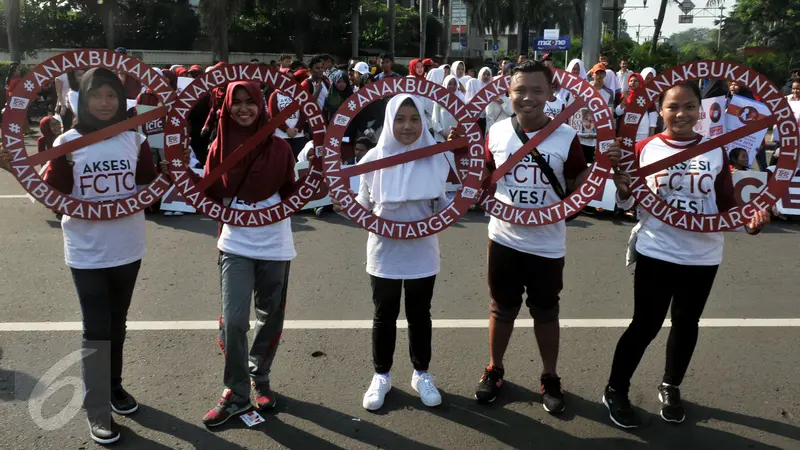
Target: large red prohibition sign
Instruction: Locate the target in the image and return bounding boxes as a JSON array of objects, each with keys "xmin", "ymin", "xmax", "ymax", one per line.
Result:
[
  {"xmin": 322, "ymin": 77, "xmax": 485, "ymax": 239},
  {"xmin": 163, "ymin": 64, "xmax": 327, "ymax": 226},
  {"xmin": 470, "ymin": 69, "xmax": 617, "ymax": 225},
  {"xmin": 618, "ymin": 60, "xmax": 800, "ymax": 232},
  {"xmin": 2, "ymin": 50, "xmax": 175, "ymax": 219}
]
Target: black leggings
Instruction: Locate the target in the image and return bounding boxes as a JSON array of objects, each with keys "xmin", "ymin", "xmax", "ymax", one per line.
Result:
[
  {"xmin": 71, "ymin": 260, "xmax": 141, "ymax": 414},
  {"xmin": 370, "ymin": 275, "xmax": 436, "ymax": 374},
  {"xmin": 608, "ymin": 253, "xmax": 718, "ymax": 392}
]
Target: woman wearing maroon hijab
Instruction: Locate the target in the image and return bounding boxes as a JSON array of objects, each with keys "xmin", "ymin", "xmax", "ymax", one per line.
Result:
[
  {"xmin": 37, "ymin": 116, "xmax": 61, "ymax": 153},
  {"xmin": 201, "ymin": 82, "xmax": 300, "ymax": 428}
]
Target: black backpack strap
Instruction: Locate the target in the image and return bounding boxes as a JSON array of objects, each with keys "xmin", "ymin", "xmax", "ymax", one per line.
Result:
[{"xmin": 510, "ymin": 116, "xmax": 567, "ymax": 200}]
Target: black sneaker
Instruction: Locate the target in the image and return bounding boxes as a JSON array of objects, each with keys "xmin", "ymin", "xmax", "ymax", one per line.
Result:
[
  {"xmin": 603, "ymin": 385, "xmax": 639, "ymax": 429},
  {"xmin": 251, "ymin": 381, "xmax": 277, "ymax": 410},
  {"xmin": 658, "ymin": 384, "xmax": 685, "ymax": 423},
  {"xmin": 540, "ymin": 373, "xmax": 566, "ymax": 413},
  {"xmin": 87, "ymin": 415, "xmax": 120, "ymax": 445},
  {"xmin": 475, "ymin": 365, "xmax": 504, "ymax": 404},
  {"xmin": 110, "ymin": 387, "xmax": 138, "ymax": 415},
  {"xmin": 202, "ymin": 389, "xmax": 251, "ymax": 428}
]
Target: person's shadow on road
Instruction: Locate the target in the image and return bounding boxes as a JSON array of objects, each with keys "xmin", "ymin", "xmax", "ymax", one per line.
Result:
[{"xmin": 125, "ymin": 402, "xmax": 247, "ymax": 450}]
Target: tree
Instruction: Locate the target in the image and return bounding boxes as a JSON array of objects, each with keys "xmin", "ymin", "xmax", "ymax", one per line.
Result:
[
  {"xmin": 77, "ymin": 0, "xmax": 119, "ymax": 49},
  {"xmin": 439, "ymin": 0, "xmax": 450, "ymax": 58},
  {"xmin": 388, "ymin": 0, "xmax": 396, "ymax": 55},
  {"xmin": 4, "ymin": 0, "xmax": 21, "ymax": 61},
  {"xmin": 199, "ymin": 0, "xmax": 241, "ymax": 61},
  {"xmin": 419, "ymin": 0, "xmax": 428, "ymax": 58},
  {"xmin": 351, "ymin": 0, "xmax": 360, "ymax": 57},
  {"xmin": 666, "ymin": 27, "xmax": 713, "ymax": 47}
]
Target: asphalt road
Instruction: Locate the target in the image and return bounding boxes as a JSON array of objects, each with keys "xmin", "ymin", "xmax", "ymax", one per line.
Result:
[{"xmin": 0, "ymin": 167, "xmax": 798, "ymax": 449}]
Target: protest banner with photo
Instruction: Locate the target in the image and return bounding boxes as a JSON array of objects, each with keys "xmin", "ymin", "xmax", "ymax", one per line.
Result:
[
  {"xmin": 767, "ymin": 166, "xmax": 800, "ymax": 215},
  {"xmin": 694, "ymin": 96, "xmax": 726, "ymax": 138},
  {"xmin": 725, "ymin": 95, "xmax": 771, "ymax": 167},
  {"xmin": 569, "ymin": 107, "xmax": 596, "ymax": 138},
  {"xmin": 733, "ymin": 168, "xmax": 800, "ymax": 215}
]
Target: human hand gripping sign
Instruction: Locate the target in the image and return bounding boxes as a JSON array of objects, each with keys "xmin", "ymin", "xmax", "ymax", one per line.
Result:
[
  {"xmin": 617, "ymin": 60, "xmax": 797, "ymax": 232},
  {"xmin": 1, "ymin": 50, "xmax": 176, "ymax": 219}
]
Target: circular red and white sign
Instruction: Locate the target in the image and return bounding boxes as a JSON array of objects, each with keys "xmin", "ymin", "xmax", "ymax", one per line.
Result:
[
  {"xmin": 322, "ymin": 77, "xmax": 485, "ymax": 238},
  {"xmin": 618, "ymin": 60, "xmax": 799, "ymax": 232},
  {"xmin": 163, "ymin": 64, "xmax": 326, "ymax": 226},
  {"xmin": 471, "ymin": 69, "xmax": 617, "ymax": 225},
  {"xmin": 2, "ymin": 49, "xmax": 175, "ymax": 219}
]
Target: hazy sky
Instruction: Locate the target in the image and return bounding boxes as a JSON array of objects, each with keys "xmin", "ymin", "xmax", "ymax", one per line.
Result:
[{"xmin": 623, "ymin": 0, "xmax": 728, "ymax": 41}]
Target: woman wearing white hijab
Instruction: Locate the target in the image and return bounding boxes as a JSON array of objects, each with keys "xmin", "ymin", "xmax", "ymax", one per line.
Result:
[
  {"xmin": 561, "ymin": 59, "xmax": 588, "ymax": 104},
  {"xmin": 432, "ymin": 75, "xmax": 463, "ymax": 142},
  {"xmin": 641, "ymin": 67, "xmax": 657, "ymax": 84},
  {"xmin": 423, "ymin": 67, "xmax": 446, "ymax": 123},
  {"xmin": 334, "ymin": 94, "xmax": 448, "ymax": 412},
  {"xmin": 465, "ymin": 67, "xmax": 494, "ymax": 133},
  {"xmin": 450, "ymin": 61, "xmax": 472, "ymax": 91}
]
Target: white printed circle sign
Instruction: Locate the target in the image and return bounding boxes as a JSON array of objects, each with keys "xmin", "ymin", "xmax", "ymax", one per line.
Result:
[
  {"xmin": 2, "ymin": 49, "xmax": 175, "ymax": 219},
  {"xmin": 163, "ymin": 64, "xmax": 327, "ymax": 226},
  {"xmin": 618, "ymin": 60, "xmax": 799, "ymax": 232},
  {"xmin": 473, "ymin": 69, "xmax": 617, "ymax": 225},
  {"xmin": 322, "ymin": 77, "xmax": 485, "ymax": 239}
]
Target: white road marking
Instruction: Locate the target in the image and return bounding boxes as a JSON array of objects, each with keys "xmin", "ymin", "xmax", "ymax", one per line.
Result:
[
  {"xmin": 0, "ymin": 194, "xmax": 28, "ymax": 199},
  {"xmin": 0, "ymin": 318, "xmax": 799, "ymax": 332}
]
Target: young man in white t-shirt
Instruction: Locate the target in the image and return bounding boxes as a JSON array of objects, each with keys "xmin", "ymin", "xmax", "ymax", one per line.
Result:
[{"xmin": 471, "ymin": 61, "xmax": 621, "ymax": 413}]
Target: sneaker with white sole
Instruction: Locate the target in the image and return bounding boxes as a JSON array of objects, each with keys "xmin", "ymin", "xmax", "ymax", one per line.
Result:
[
  {"xmin": 362, "ymin": 373, "xmax": 392, "ymax": 411},
  {"xmin": 411, "ymin": 371, "xmax": 442, "ymax": 407}
]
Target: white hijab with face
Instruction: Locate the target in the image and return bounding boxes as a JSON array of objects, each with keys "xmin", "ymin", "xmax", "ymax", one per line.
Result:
[
  {"xmin": 465, "ymin": 67, "xmax": 493, "ymax": 102},
  {"xmin": 359, "ymin": 94, "xmax": 448, "ymax": 208},
  {"xmin": 451, "ymin": 61, "xmax": 472, "ymax": 86},
  {"xmin": 567, "ymin": 59, "xmax": 587, "ymax": 80},
  {"xmin": 443, "ymin": 75, "xmax": 466, "ymax": 102},
  {"xmin": 641, "ymin": 67, "xmax": 657, "ymax": 81}
]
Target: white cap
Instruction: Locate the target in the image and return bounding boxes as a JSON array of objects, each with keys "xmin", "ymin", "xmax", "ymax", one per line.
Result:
[{"xmin": 353, "ymin": 62, "xmax": 370, "ymax": 75}]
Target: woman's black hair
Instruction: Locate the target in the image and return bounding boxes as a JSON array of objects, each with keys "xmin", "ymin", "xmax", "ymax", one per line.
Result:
[
  {"xmin": 658, "ymin": 80, "xmax": 702, "ymax": 108},
  {"xmin": 510, "ymin": 60, "xmax": 553, "ymax": 85},
  {"xmin": 67, "ymin": 69, "xmax": 83, "ymax": 91},
  {"xmin": 729, "ymin": 147, "xmax": 747, "ymax": 161},
  {"xmin": 73, "ymin": 68, "xmax": 128, "ymax": 135},
  {"xmin": 355, "ymin": 136, "xmax": 375, "ymax": 149},
  {"xmin": 289, "ymin": 60, "xmax": 306, "ymax": 71},
  {"xmin": 5, "ymin": 63, "xmax": 20, "ymax": 87}
]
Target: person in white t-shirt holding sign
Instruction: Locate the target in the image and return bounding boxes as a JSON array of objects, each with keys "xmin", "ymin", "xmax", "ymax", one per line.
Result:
[
  {"xmin": 2, "ymin": 68, "xmax": 162, "ymax": 446},
  {"xmin": 332, "ymin": 94, "xmax": 449, "ymax": 412},
  {"xmin": 603, "ymin": 81, "xmax": 770, "ymax": 430},
  {"xmin": 452, "ymin": 61, "xmax": 621, "ymax": 412},
  {"xmin": 199, "ymin": 82, "xmax": 305, "ymax": 429}
]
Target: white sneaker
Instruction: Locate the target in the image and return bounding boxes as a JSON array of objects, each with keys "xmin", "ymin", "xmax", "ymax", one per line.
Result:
[
  {"xmin": 362, "ymin": 373, "xmax": 392, "ymax": 411},
  {"xmin": 411, "ymin": 371, "xmax": 442, "ymax": 407}
]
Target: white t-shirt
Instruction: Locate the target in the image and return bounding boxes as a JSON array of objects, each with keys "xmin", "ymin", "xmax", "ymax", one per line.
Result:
[
  {"xmin": 218, "ymin": 193, "xmax": 297, "ymax": 261},
  {"xmin": 67, "ymin": 90, "xmax": 79, "ymax": 115},
  {"xmin": 544, "ymin": 97, "xmax": 566, "ymax": 119},
  {"xmin": 273, "ymin": 92, "xmax": 305, "ymax": 140},
  {"xmin": 431, "ymin": 104, "xmax": 458, "ymax": 142},
  {"xmin": 57, "ymin": 130, "xmax": 147, "ymax": 269},
  {"xmin": 356, "ymin": 183, "xmax": 448, "ymax": 280},
  {"xmin": 486, "ymin": 119, "xmax": 585, "ymax": 258},
  {"xmin": 619, "ymin": 134, "xmax": 733, "ymax": 266},
  {"xmin": 486, "ymin": 96, "xmax": 513, "ymax": 131}
]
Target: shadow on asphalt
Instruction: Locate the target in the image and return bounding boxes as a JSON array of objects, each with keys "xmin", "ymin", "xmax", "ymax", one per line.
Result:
[{"xmin": 125, "ymin": 403, "xmax": 247, "ymax": 450}]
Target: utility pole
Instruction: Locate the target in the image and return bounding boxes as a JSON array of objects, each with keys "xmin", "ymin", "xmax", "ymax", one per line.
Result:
[{"xmin": 582, "ymin": 0, "xmax": 602, "ymax": 67}]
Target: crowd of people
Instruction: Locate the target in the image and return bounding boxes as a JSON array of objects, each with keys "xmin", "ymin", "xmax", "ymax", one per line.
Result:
[{"xmin": 0, "ymin": 47, "xmax": 793, "ymax": 446}]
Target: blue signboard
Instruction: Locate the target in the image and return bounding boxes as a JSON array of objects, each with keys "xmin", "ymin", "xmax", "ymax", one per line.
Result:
[
  {"xmin": 460, "ymin": 39, "xmax": 468, "ymax": 48},
  {"xmin": 492, "ymin": 43, "xmax": 499, "ymax": 51},
  {"xmin": 533, "ymin": 36, "xmax": 571, "ymax": 51}
]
